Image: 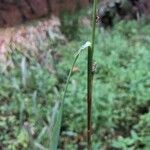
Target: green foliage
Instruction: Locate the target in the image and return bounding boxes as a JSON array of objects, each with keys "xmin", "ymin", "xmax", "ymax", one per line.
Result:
[
  {"xmin": 60, "ymin": 11, "xmax": 80, "ymax": 40},
  {"xmin": 0, "ymin": 13, "xmax": 150, "ymax": 150},
  {"xmin": 0, "ymin": 51, "xmax": 59, "ymax": 149},
  {"xmin": 56, "ymin": 20, "xmax": 150, "ymax": 149}
]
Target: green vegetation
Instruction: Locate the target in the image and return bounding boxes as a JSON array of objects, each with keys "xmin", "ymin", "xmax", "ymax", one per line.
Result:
[
  {"xmin": 0, "ymin": 10, "xmax": 150, "ymax": 150},
  {"xmin": 58, "ymin": 20, "xmax": 150, "ymax": 149}
]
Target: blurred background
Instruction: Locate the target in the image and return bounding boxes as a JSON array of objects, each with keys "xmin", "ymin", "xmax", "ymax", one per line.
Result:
[{"xmin": 0, "ymin": 0, "xmax": 150, "ymax": 149}]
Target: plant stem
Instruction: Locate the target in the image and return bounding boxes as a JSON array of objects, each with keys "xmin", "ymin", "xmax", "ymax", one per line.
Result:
[
  {"xmin": 87, "ymin": 46, "xmax": 93, "ymax": 150},
  {"xmin": 91, "ymin": 0, "xmax": 97, "ymax": 57},
  {"xmin": 87, "ymin": 0, "xmax": 97, "ymax": 149},
  {"xmin": 51, "ymin": 42, "xmax": 91, "ymax": 149}
]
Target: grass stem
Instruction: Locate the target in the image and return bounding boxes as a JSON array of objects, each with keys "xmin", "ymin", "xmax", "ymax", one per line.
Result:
[{"xmin": 87, "ymin": 0, "xmax": 97, "ymax": 149}]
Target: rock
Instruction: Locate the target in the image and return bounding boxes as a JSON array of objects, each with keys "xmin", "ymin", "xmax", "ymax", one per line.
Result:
[
  {"xmin": 18, "ymin": 0, "xmax": 49, "ymax": 20},
  {"xmin": 0, "ymin": 0, "xmax": 89, "ymax": 27},
  {"xmin": 0, "ymin": 4, "xmax": 22, "ymax": 27},
  {"xmin": 97, "ymin": 0, "xmax": 150, "ymax": 27}
]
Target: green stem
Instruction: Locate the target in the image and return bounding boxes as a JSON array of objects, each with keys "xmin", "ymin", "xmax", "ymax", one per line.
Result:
[
  {"xmin": 62, "ymin": 55, "xmax": 79, "ymax": 103},
  {"xmin": 51, "ymin": 54, "xmax": 80, "ymax": 150},
  {"xmin": 63, "ymin": 41, "xmax": 92, "ymax": 106},
  {"xmin": 52, "ymin": 42, "xmax": 91, "ymax": 150},
  {"xmin": 91, "ymin": 0, "xmax": 97, "ymax": 56},
  {"xmin": 87, "ymin": 46, "xmax": 93, "ymax": 149},
  {"xmin": 87, "ymin": 0, "xmax": 97, "ymax": 149}
]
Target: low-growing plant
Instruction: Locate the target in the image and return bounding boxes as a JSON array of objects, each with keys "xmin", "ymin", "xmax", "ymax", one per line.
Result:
[
  {"xmin": 60, "ymin": 11, "xmax": 79, "ymax": 40},
  {"xmin": 1, "ymin": 1, "xmax": 150, "ymax": 149}
]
